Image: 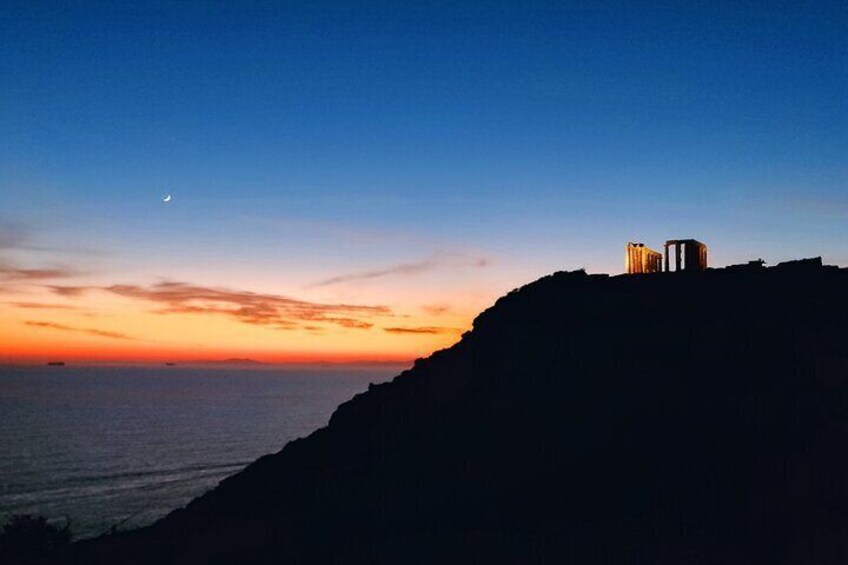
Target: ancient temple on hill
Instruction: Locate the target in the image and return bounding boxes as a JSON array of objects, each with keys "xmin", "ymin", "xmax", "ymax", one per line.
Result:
[
  {"xmin": 625, "ymin": 242, "xmax": 663, "ymax": 274},
  {"xmin": 664, "ymin": 239, "xmax": 708, "ymax": 272},
  {"xmin": 625, "ymin": 239, "xmax": 708, "ymax": 274}
]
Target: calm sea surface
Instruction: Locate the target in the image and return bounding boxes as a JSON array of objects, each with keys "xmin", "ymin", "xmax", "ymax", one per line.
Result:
[{"xmin": 0, "ymin": 365, "xmax": 399, "ymax": 539}]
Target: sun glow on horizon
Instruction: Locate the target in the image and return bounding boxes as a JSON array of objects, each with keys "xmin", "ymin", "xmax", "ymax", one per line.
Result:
[{"xmin": 0, "ymin": 272, "xmax": 490, "ymax": 365}]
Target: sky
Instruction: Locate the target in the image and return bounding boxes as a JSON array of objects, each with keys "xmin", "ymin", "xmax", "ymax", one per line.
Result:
[{"xmin": 1, "ymin": 1, "xmax": 847, "ymax": 363}]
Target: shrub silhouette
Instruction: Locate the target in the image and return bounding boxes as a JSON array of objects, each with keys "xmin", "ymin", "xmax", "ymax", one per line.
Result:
[{"xmin": 0, "ymin": 514, "xmax": 72, "ymax": 562}]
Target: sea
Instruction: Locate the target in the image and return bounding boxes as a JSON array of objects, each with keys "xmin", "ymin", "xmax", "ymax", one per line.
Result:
[{"xmin": 0, "ymin": 364, "xmax": 400, "ymax": 539}]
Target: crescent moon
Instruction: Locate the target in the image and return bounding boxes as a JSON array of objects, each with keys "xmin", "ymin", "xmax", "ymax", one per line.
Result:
[{"xmin": 163, "ymin": 194, "xmax": 172, "ymax": 203}]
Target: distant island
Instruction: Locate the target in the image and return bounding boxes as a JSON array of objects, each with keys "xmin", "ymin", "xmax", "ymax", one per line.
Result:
[
  {"xmin": 186, "ymin": 358, "xmax": 267, "ymax": 366},
  {"xmin": 67, "ymin": 259, "xmax": 848, "ymax": 564}
]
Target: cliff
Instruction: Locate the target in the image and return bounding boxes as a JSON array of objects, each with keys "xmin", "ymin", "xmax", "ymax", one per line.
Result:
[{"xmin": 70, "ymin": 261, "xmax": 848, "ymax": 563}]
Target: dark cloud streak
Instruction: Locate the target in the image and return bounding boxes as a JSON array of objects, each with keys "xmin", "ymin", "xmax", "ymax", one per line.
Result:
[
  {"xmin": 24, "ymin": 321, "xmax": 135, "ymax": 340},
  {"xmin": 421, "ymin": 304, "xmax": 452, "ymax": 316},
  {"xmin": 311, "ymin": 260, "xmax": 437, "ymax": 288},
  {"xmin": 7, "ymin": 302, "xmax": 80, "ymax": 310},
  {"xmin": 47, "ymin": 281, "xmax": 388, "ymax": 331},
  {"xmin": 310, "ymin": 254, "xmax": 490, "ymax": 288},
  {"xmin": 46, "ymin": 285, "xmax": 88, "ymax": 296},
  {"xmin": 383, "ymin": 326, "xmax": 459, "ymax": 335},
  {"xmin": 1, "ymin": 264, "xmax": 78, "ymax": 282}
]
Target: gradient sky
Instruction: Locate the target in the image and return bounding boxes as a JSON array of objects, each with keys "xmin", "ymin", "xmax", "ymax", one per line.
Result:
[{"xmin": 2, "ymin": 1, "xmax": 847, "ymax": 363}]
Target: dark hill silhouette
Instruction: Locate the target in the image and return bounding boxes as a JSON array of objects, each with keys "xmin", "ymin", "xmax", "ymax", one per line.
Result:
[{"xmin": 67, "ymin": 261, "xmax": 848, "ymax": 564}]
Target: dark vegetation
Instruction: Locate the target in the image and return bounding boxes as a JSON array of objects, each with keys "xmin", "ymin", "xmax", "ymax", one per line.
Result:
[
  {"xmin": 0, "ymin": 515, "xmax": 71, "ymax": 564},
  {"xmin": 55, "ymin": 261, "xmax": 848, "ymax": 563}
]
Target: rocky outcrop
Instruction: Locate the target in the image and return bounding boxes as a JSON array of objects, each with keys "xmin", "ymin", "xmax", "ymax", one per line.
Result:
[{"xmin": 70, "ymin": 262, "xmax": 848, "ymax": 564}]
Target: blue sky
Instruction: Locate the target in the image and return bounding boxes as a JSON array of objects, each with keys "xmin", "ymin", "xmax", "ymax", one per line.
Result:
[{"xmin": 1, "ymin": 1, "xmax": 847, "ymax": 360}]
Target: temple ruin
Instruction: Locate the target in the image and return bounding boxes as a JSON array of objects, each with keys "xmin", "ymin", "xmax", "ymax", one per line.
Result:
[
  {"xmin": 625, "ymin": 242, "xmax": 663, "ymax": 274},
  {"xmin": 625, "ymin": 238, "xmax": 708, "ymax": 274},
  {"xmin": 664, "ymin": 239, "xmax": 707, "ymax": 272}
]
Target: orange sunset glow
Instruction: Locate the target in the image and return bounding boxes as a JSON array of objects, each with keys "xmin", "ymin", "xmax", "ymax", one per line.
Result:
[
  {"xmin": 0, "ymin": 237, "xmax": 539, "ymax": 365},
  {"xmin": 0, "ymin": 277, "xmax": 486, "ymax": 364},
  {"xmin": 1, "ymin": 207, "xmax": 616, "ymax": 366}
]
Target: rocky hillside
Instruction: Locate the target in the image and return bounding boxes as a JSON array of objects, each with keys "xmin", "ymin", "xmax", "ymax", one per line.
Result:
[{"xmin": 69, "ymin": 260, "xmax": 848, "ymax": 564}]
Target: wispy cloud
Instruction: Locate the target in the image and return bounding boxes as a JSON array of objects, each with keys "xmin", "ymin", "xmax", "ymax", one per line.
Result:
[
  {"xmin": 383, "ymin": 326, "xmax": 460, "ymax": 335},
  {"xmin": 47, "ymin": 281, "xmax": 389, "ymax": 331},
  {"xmin": 310, "ymin": 254, "xmax": 490, "ymax": 288},
  {"xmin": 24, "ymin": 321, "xmax": 135, "ymax": 340},
  {"xmin": 45, "ymin": 285, "xmax": 88, "ymax": 297},
  {"xmin": 0, "ymin": 222, "xmax": 28, "ymax": 250},
  {"xmin": 0, "ymin": 220, "xmax": 103, "ymax": 256},
  {"xmin": 1, "ymin": 264, "xmax": 78, "ymax": 282},
  {"xmin": 421, "ymin": 304, "xmax": 452, "ymax": 316},
  {"xmin": 312, "ymin": 260, "xmax": 438, "ymax": 287},
  {"xmin": 781, "ymin": 193, "xmax": 848, "ymax": 219},
  {"xmin": 1, "ymin": 223, "xmax": 82, "ymax": 285},
  {"xmin": 321, "ymin": 318, "xmax": 374, "ymax": 329},
  {"xmin": 7, "ymin": 302, "xmax": 80, "ymax": 310}
]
